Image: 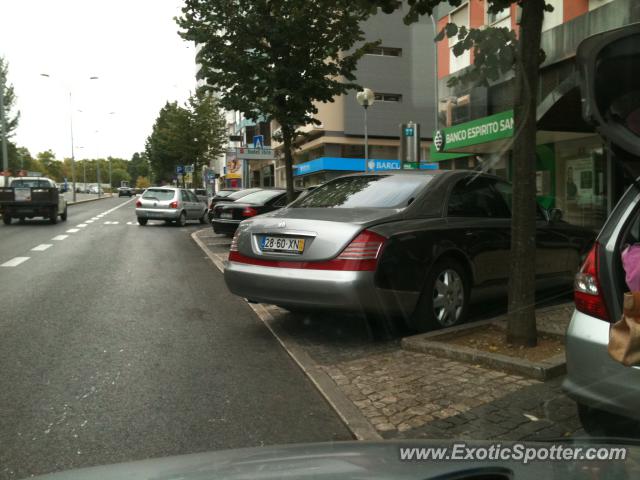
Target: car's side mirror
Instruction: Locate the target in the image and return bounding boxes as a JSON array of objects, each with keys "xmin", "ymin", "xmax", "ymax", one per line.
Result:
[{"xmin": 548, "ymin": 208, "xmax": 563, "ymax": 223}]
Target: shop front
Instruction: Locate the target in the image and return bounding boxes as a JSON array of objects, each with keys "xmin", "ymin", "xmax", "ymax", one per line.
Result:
[
  {"xmin": 431, "ymin": 110, "xmax": 609, "ymax": 231},
  {"xmin": 293, "ymin": 157, "xmax": 438, "ymax": 188}
]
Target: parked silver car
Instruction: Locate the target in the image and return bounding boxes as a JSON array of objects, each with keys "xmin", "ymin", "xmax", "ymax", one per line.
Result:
[{"xmin": 135, "ymin": 187, "xmax": 207, "ymax": 226}]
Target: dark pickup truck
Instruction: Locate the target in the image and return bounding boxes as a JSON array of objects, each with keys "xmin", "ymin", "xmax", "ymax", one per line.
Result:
[{"xmin": 0, "ymin": 177, "xmax": 68, "ymax": 225}]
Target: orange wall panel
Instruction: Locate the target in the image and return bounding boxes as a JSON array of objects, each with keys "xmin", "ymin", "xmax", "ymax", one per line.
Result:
[
  {"xmin": 563, "ymin": 0, "xmax": 588, "ymax": 22},
  {"xmin": 437, "ymin": 16, "xmax": 450, "ymax": 79}
]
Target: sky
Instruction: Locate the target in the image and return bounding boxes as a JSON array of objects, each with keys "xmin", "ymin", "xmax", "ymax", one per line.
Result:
[{"xmin": 0, "ymin": 0, "xmax": 198, "ymax": 161}]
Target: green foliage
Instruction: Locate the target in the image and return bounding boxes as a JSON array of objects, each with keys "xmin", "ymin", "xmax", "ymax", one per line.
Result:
[
  {"xmin": 135, "ymin": 176, "xmax": 151, "ymax": 189},
  {"xmin": 176, "ymin": 0, "xmax": 375, "ymax": 199},
  {"xmin": 0, "ymin": 56, "xmax": 20, "ymax": 138},
  {"xmin": 128, "ymin": 152, "xmax": 151, "ymax": 185},
  {"xmin": 188, "ymin": 88, "xmax": 227, "ymax": 184},
  {"xmin": 110, "ymin": 168, "xmax": 131, "ymax": 187}
]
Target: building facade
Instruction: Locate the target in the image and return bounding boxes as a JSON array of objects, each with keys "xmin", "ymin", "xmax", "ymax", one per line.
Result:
[
  {"xmin": 272, "ymin": 5, "xmax": 439, "ymax": 188},
  {"xmin": 431, "ymin": 0, "xmax": 635, "ymax": 231}
]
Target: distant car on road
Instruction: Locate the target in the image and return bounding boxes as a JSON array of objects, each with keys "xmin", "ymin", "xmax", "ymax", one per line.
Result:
[
  {"xmin": 135, "ymin": 187, "xmax": 207, "ymax": 226},
  {"xmin": 0, "ymin": 176, "xmax": 68, "ymax": 225},
  {"xmin": 207, "ymin": 188, "xmax": 262, "ymax": 222},
  {"xmin": 224, "ymin": 170, "xmax": 595, "ymax": 333},
  {"xmin": 211, "ymin": 189, "xmax": 300, "ymax": 236},
  {"xmin": 118, "ymin": 186, "xmax": 134, "ymax": 197}
]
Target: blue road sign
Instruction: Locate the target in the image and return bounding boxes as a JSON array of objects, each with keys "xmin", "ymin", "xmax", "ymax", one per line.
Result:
[
  {"xmin": 176, "ymin": 165, "xmax": 184, "ymax": 174},
  {"xmin": 253, "ymin": 135, "xmax": 264, "ymax": 148}
]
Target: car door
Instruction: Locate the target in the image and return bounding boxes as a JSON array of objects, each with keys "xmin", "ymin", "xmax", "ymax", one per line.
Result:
[
  {"xmin": 446, "ymin": 176, "xmax": 512, "ymax": 293},
  {"xmin": 180, "ymin": 190, "xmax": 194, "ymax": 218},
  {"xmin": 188, "ymin": 190, "xmax": 204, "ymax": 218},
  {"xmin": 493, "ymin": 181, "xmax": 572, "ymax": 289}
]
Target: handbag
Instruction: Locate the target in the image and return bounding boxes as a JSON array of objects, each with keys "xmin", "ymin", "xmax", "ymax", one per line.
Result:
[{"xmin": 608, "ymin": 292, "xmax": 640, "ymax": 366}]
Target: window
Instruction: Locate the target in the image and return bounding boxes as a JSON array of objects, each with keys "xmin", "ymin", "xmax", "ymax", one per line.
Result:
[
  {"xmin": 142, "ymin": 189, "xmax": 175, "ymax": 201},
  {"xmin": 449, "ymin": 3, "xmax": 470, "ymax": 73},
  {"xmin": 487, "ymin": 4, "xmax": 510, "ymax": 26},
  {"xmin": 9, "ymin": 179, "xmax": 53, "ymax": 188},
  {"xmin": 447, "ymin": 177, "xmax": 511, "ymax": 218},
  {"xmin": 292, "ymin": 174, "xmax": 434, "ymax": 209},
  {"xmin": 374, "ymin": 93, "xmax": 402, "ymax": 103},
  {"xmin": 181, "ymin": 190, "xmax": 191, "ymax": 202},
  {"xmin": 365, "ymin": 46, "xmax": 402, "ymax": 57},
  {"xmin": 239, "ymin": 190, "xmax": 286, "ymax": 204},
  {"xmin": 187, "ymin": 191, "xmax": 199, "ymax": 203}
]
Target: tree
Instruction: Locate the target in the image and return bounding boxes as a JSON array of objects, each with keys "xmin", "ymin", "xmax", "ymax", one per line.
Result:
[
  {"xmin": 0, "ymin": 56, "xmax": 20, "ymax": 139},
  {"xmin": 145, "ymin": 101, "xmax": 194, "ymax": 183},
  {"xmin": 177, "ymin": 0, "xmax": 374, "ymax": 201},
  {"xmin": 110, "ymin": 168, "xmax": 131, "ymax": 187},
  {"xmin": 37, "ymin": 150, "xmax": 64, "ymax": 181},
  {"xmin": 128, "ymin": 152, "xmax": 150, "ymax": 186},
  {"xmin": 136, "ymin": 176, "xmax": 151, "ymax": 190},
  {"xmin": 364, "ymin": 0, "xmax": 549, "ymax": 346},
  {"xmin": 188, "ymin": 88, "xmax": 227, "ymax": 185}
]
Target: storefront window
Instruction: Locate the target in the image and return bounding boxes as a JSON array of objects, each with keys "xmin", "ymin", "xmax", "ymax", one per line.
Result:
[{"xmin": 554, "ymin": 136, "xmax": 607, "ymax": 231}]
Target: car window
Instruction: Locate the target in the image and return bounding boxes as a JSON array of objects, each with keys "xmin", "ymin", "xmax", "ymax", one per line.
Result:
[
  {"xmin": 272, "ymin": 191, "xmax": 301, "ymax": 207},
  {"xmin": 238, "ymin": 190, "xmax": 286, "ymax": 204},
  {"xmin": 228, "ymin": 188, "xmax": 261, "ymax": 200},
  {"xmin": 447, "ymin": 177, "xmax": 511, "ymax": 218},
  {"xmin": 10, "ymin": 179, "xmax": 52, "ymax": 188},
  {"xmin": 292, "ymin": 175, "xmax": 434, "ymax": 208},
  {"xmin": 142, "ymin": 189, "xmax": 175, "ymax": 201},
  {"xmin": 494, "ymin": 181, "xmax": 548, "ymax": 220},
  {"xmin": 216, "ymin": 190, "xmax": 234, "ymax": 198},
  {"xmin": 189, "ymin": 191, "xmax": 200, "ymax": 202}
]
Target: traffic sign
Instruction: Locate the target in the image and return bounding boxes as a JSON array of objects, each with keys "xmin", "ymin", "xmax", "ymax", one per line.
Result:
[
  {"xmin": 185, "ymin": 165, "xmax": 194, "ymax": 173},
  {"xmin": 176, "ymin": 165, "xmax": 184, "ymax": 174}
]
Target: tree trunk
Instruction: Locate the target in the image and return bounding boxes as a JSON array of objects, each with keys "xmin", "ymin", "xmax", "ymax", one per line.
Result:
[
  {"xmin": 506, "ymin": 0, "xmax": 545, "ymax": 347},
  {"xmin": 282, "ymin": 127, "xmax": 296, "ymax": 203}
]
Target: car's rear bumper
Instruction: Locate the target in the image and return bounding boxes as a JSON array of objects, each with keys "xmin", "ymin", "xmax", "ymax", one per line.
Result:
[
  {"xmin": 223, "ymin": 260, "xmax": 418, "ymax": 316},
  {"xmin": 212, "ymin": 219, "xmax": 241, "ymax": 235},
  {"xmin": 136, "ymin": 208, "xmax": 181, "ymax": 220},
  {"xmin": 563, "ymin": 309, "xmax": 640, "ymax": 421}
]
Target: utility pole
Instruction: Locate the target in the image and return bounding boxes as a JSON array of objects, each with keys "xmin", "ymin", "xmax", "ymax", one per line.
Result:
[{"xmin": 0, "ymin": 70, "xmax": 8, "ymax": 176}]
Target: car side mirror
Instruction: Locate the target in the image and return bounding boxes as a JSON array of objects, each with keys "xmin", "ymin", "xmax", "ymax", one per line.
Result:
[{"xmin": 548, "ymin": 208, "xmax": 563, "ymax": 223}]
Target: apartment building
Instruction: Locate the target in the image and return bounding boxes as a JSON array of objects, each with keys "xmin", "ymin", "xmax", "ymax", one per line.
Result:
[
  {"xmin": 431, "ymin": 0, "xmax": 632, "ymax": 231},
  {"xmin": 270, "ymin": 5, "xmax": 438, "ymax": 188}
]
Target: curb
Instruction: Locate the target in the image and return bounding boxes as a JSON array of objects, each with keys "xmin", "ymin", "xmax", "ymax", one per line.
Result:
[
  {"xmin": 190, "ymin": 228, "xmax": 382, "ymax": 441},
  {"xmin": 402, "ymin": 319, "xmax": 567, "ymax": 381},
  {"xmin": 67, "ymin": 195, "xmax": 115, "ymax": 206}
]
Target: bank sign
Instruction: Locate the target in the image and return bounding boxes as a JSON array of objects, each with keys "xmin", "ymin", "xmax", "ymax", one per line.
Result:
[{"xmin": 434, "ymin": 110, "xmax": 514, "ymax": 153}]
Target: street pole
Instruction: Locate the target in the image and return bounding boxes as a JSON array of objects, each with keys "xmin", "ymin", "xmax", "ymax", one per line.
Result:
[
  {"xmin": 0, "ymin": 71, "xmax": 8, "ymax": 176},
  {"xmin": 109, "ymin": 157, "xmax": 112, "ymax": 196},
  {"xmin": 69, "ymin": 92, "xmax": 77, "ymax": 202},
  {"xmin": 364, "ymin": 105, "xmax": 369, "ymax": 171},
  {"xmin": 97, "ymin": 160, "xmax": 101, "ymax": 198}
]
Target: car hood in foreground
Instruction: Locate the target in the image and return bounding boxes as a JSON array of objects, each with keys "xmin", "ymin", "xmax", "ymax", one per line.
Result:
[{"xmin": 28, "ymin": 440, "xmax": 639, "ymax": 480}]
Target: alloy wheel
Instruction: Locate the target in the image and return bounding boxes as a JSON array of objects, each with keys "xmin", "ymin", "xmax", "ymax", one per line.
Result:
[{"xmin": 432, "ymin": 269, "xmax": 465, "ymax": 327}]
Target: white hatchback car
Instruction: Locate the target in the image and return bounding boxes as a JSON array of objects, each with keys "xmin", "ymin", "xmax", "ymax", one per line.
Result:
[{"xmin": 135, "ymin": 187, "xmax": 207, "ymax": 226}]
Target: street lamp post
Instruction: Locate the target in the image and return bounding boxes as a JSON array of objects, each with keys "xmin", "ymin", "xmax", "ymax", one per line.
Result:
[
  {"xmin": 40, "ymin": 74, "xmax": 99, "ymax": 202},
  {"xmin": 0, "ymin": 70, "xmax": 8, "ymax": 176},
  {"xmin": 356, "ymin": 88, "xmax": 375, "ymax": 173}
]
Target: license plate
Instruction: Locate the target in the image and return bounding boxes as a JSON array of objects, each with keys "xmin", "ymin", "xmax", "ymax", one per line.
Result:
[
  {"xmin": 261, "ymin": 236, "xmax": 305, "ymax": 254},
  {"xmin": 220, "ymin": 212, "xmax": 233, "ymax": 219},
  {"xmin": 14, "ymin": 188, "xmax": 31, "ymax": 202}
]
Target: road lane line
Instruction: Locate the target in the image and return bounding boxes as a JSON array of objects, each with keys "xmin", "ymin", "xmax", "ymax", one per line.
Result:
[
  {"xmin": 86, "ymin": 220, "xmax": 94, "ymax": 223},
  {"xmin": 77, "ymin": 224, "xmax": 88, "ymax": 227},
  {"xmin": 31, "ymin": 244, "xmax": 52, "ymax": 251},
  {"xmin": 66, "ymin": 228, "xmax": 80, "ymax": 233},
  {"xmin": 52, "ymin": 235, "xmax": 68, "ymax": 241},
  {"xmin": 1, "ymin": 257, "xmax": 30, "ymax": 267}
]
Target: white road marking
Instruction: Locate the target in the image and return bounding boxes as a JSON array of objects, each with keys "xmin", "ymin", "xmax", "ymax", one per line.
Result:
[
  {"xmin": 66, "ymin": 228, "xmax": 80, "ymax": 233},
  {"xmin": 111, "ymin": 221, "xmax": 119, "ymax": 225},
  {"xmin": 1, "ymin": 257, "xmax": 30, "ymax": 267},
  {"xmin": 77, "ymin": 224, "xmax": 88, "ymax": 228},
  {"xmin": 126, "ymin": 221, "xmax": 133, "ymax": 225},
  {"xmin": 31, "ymin": 244, "xmax": 52, "ymax": 251},
  {"xmin": 52, "ymin": 235, "xmax": 68, "ymax": 241},
  {"xmin": 86, "ymin": 220, "xmax": 94, "ymax": 223}
]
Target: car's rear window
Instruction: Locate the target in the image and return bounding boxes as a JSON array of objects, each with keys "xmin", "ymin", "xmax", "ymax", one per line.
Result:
[
  {"xmin": 216, "ymin": 190, "xmax": 234, "ymax": 198},
  {"xmin": 228, "ymin": 189, "xmax": 260, "ymax": 200},
  {"xmin": 10, "ymin": 179, "xmax": 53, "ymax": 188},
  {"xmin": 237, "ymin": 190, "xmax": 284, "ymax": 204},
  {"xmin": 292, "ymin": 174, "xmax": 434, "ymax": 208},
  {"xmin": 142, "ymin": 189, "xmax": 175, "ymax": 201}
]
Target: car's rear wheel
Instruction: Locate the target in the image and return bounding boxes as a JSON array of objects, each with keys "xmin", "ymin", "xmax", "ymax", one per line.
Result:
[
  {"xmin": 49, "ymin": 207, "xmax": 58, "ymax": 224},
  {"xmin": 60, "ymin": 206, "xmax": 67, "ymax": 221},
  {"xmin": 176, "ymin": 211, "xmax": 187, "ymax": 227},
  {"xmin": 3, "ymin": 214, "xmax": 12, "ymax": 225},
  {"xmin": 411, "ymin": 257, "xmax": 469, "ymax": 332},
  {"xmin": 577, "ymin": 403, "xmax": 639, "ymax": 436},
  {"xmin": 137, "ymin": 217, "xmax": 148, "ymax": 226}
]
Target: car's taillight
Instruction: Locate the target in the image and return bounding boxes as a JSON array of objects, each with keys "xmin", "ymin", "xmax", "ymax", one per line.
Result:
[
  {"xmin": 574, "ymin": 242, "xmax": 610, "ymax": 321},
  {"xmin": 230, "ymin": 231, "xmax": 239, "ymax": 252},
  {"xmin": 169, "ymin": 201, "xmax": 178, "ymax": 209},
  {"xmin": 242, "ymin": 207, "xmax": 258, "ymax": 218},
  {"xmin": 135, "ymin": 200, "xmax": 141, "ymax": 208}
]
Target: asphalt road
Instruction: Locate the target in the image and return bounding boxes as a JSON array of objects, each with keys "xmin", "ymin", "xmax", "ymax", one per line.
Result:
[{"xmin": 0, "ymin": 197, "xmax": 351, "ymax": 480}]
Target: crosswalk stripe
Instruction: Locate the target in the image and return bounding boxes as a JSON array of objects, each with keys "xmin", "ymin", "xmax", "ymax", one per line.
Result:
[
  {"xmin": 1, "ymin": 257, "xmax": 30, "ymax": 267},
  {"xmin": 31, "ymin": 244, "xmax": 52, "ymax": 251}
]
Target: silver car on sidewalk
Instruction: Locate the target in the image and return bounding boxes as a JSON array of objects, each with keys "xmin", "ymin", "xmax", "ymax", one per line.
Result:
[{"xmin": 135, "ymin": 187, "xmax": 207, "ymax": 226}]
